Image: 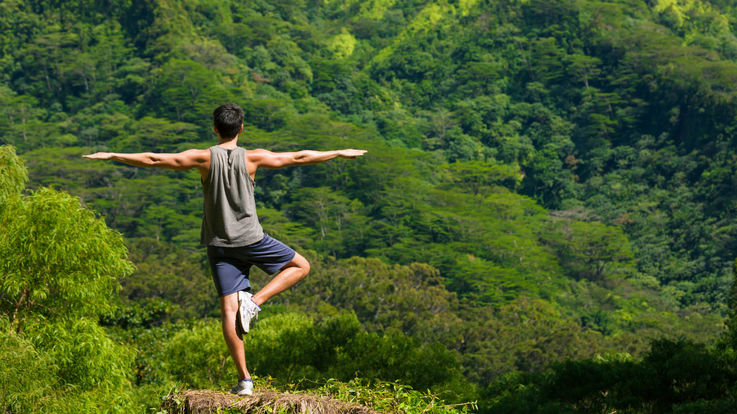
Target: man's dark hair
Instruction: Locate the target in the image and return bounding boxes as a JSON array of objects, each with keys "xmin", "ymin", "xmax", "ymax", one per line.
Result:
[{"xmin": 213, "ymin": 103, "xmax": 245, "ymax": 139}]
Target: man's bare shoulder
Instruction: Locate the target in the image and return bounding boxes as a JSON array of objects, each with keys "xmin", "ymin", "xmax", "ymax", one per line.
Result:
[
  {"xmin": 183, "ymin": 148, "xmax": 211, "ymax": 155},
  {"xmin": 246, "ymin": 148, "xmax": 272, "ymax": 154},
  {"xmin": 181, "ymin": 148, "xmax": 211, "ymax": 159},
  {"xmin": 245, "ymin": 148, "xmax": 275, "ymax": 159}
]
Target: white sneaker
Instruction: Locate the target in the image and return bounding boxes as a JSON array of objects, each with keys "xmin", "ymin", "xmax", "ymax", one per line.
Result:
[
  {"xmin": 237, "ymin": 291, "xmax": 260, "ymax": 334},
  {"xmin": 230, "ymin": 378, "xmax": 253, "ymax": 396}
]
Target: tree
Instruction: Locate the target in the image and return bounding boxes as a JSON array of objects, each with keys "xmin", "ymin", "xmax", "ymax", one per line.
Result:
[
  {"xmin": 443, "ymin": 160, "xmax": 522, "ymax": 195},
  {"xmin": 0, "ymin": 145, "xmax": 27, "ymax": 205},
  {"xmin": 566, "ymin": 53, "xmax": 602, "ymax": 91},
  {"xmin": 458, "ymin": 297, "xmax": 613, "ymax": 388},
  {"xmin": 282, "ymin": 257, "xmax": 462, "ymax": 344},
  {"xmin": 0, "ymin": 146, "xmax": 136, "ymax": 412},
  {"xmin": 544, "ymin": 219, "xmax": 635, "ymax": 284},
  {"xmin": 148, "ymin": 59, "xmax": 231, "ymax": 123},
  {"xmin": 0, "ymin": 148, "xmax": 133, "ymax": 331},
  {"xmin": 122, "ymin": 238, "xmax": 215, "ymax": 320},
  {"xmin": 726, "ymin": 259, "xmax": 737, "ymax": 348},
  {"xmin": 285, "ymin": 186, "xmax": 369, "ymax": 257},
  {"xmin": 0, "ymin": 317, "xmax": 54, "ymax": 412}
]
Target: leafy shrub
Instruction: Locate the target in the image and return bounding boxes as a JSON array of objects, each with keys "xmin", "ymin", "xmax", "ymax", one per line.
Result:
[
  {"xmin": 317, "ymin": 378, "xmax": 476, "ymax": 414},
  {"xmin": 0, "ymin": 317, "xmax": 53, "ymax": 413},
  {"xmin": 162, "ymin": 319, "xmax": 232, "ymax": 389},
  {"xmin": 160, "ymin": 311, "xmax": 465, "ymax": 396},
  {"xmin": 30, "ymin": 318, "xmax": 135, "ymax": 391}
]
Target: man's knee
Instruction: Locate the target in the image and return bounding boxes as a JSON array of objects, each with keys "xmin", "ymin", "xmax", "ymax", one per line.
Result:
[
  {"xmin": 301, "ymin": 259, "xmax": 310, "ymax": 278},
  {"xmin": 293, "ymin": 253, "xmax": 310, "ymax": 278},
  {"xmin": 220, "ymin": 293, "xmax": 239, "ymax": 317}
]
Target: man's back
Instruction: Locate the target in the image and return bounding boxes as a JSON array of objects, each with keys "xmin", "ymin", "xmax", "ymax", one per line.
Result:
[{"xmin": 201, "ymin": 146, "xmax": 263, "ymax": 247}]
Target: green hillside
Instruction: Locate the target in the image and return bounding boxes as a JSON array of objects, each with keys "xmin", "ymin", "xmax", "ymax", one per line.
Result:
[{"xmin": 2, "ymin": 0, "xmax": 737, "ymax": 412}]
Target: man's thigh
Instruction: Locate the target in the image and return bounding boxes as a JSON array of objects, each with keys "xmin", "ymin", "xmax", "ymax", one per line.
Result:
[
  {"xmin": 207, "ymin": 247, "xmax": 253, "ymax": 297},
  {"xmin": 242, "ymin": 234, "xmax": 297, "ymax": 275}
]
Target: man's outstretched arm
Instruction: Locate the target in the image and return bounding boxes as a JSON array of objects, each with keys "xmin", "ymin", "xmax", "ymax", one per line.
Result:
[
  {"xmin": 248, "ymin": 149, "xmax": 367, "ymax": 169},
  {"xmin": 83, "ymin": 149, "xmax": 209, "ymax": 172}
]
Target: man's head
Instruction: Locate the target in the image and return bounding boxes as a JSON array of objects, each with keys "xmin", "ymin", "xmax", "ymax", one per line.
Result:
[{"xmin": 213, "ymin": 103, "xmax": 244, "ymax": 139}]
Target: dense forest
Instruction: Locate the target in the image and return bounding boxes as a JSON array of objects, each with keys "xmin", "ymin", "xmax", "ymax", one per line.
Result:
[{"xmin": 3, "ymin": 0, "xmax": 737, "ymax": 412}]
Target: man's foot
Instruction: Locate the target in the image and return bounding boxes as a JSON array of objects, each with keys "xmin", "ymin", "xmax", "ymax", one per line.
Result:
[
  {"xmin": 237, "ymin": 291, "xmax": 260, "ymax": 334},
  {"xmin": 230, "ymin": 378, "xmax": 253, "ymax": 396}
]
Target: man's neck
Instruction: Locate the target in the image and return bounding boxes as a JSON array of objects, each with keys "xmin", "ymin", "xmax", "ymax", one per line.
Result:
[{"xmin": 217, "ymin": 136, "xmax": 239, "ymax": 149}]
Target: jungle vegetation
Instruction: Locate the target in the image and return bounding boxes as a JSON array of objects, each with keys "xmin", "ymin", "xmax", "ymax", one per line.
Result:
[{"xmin": 3, "ymin": 0, "xmax": 737, "ymax": 412}]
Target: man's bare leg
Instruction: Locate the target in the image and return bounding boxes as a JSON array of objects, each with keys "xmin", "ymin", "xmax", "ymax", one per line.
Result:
[
  {"xmin": 220, "ymin": 293, "xmax": 250, "ymax": 380},
  {"xmin": 251, "ymin": 252, "xmax": 310, "ymax": 307}
]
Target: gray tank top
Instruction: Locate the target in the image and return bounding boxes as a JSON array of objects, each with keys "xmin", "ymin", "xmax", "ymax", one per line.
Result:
[{"xmin": 200, "ymin": 146, "xmax": 264, "ymax": 247}]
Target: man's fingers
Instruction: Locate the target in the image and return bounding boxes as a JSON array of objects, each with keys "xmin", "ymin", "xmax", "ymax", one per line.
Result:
[
  {"xmin": 342, "ymin": 149, "xmax": 367, "ymax": 158},
  {"xmin": 82, "ymin": 152, "xmax": 112, "ymax": 160}
]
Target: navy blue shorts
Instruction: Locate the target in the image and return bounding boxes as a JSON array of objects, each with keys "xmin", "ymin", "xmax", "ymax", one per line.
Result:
[{"xmin": 207, "ymin": 233, "xmax": 296, "ymax": 297}]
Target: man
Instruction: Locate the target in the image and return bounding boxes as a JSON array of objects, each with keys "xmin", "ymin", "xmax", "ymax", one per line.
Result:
[{"xmin": 84, "ymin": 103, "xmax": 366, "ymax": 396}]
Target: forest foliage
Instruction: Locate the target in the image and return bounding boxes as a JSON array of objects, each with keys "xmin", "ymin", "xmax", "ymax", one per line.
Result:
[{"xmin": 3, "ymin": 0, "xmax": 737, "ymax": 412}]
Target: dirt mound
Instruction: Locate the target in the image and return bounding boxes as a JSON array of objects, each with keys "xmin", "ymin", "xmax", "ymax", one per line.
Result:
[{"xmin": 162, "ymin": 389, "xmax": 382, "ymax": 414}]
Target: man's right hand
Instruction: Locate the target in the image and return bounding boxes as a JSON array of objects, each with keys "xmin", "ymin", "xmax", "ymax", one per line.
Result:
[{"xmin": 83, "ymin": 152, "xmax": 115, "ymax": 160}]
